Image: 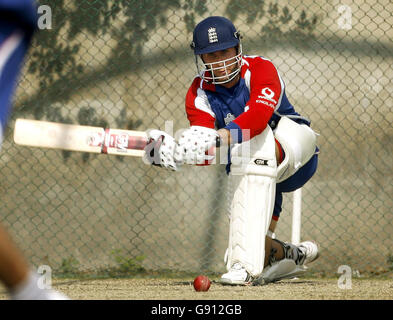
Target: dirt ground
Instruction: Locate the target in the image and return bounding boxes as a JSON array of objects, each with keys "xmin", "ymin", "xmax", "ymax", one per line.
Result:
[{"xmin": 0, "ymin": 277, "xmax": 392, "ymax": 300}]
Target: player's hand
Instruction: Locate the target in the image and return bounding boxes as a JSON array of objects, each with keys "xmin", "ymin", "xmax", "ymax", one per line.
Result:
[
  {"xmin": 144, "ymin": 130, "xmax": 181, "ymax": 171},
  {"xmin": 174, "ymin": 126, "xmax": 220, "ymax": 165}
]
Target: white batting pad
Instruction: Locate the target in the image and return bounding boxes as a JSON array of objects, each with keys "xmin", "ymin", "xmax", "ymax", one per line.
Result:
[
  {"xmin": 274, "ymin": 116, "xmax": 317, "ymax": 183},
  {"xmin": 256, "ymin": 259, "xmax": 306, "ymax": 284},
  {"xmin": 226, "ymin": 126, "xmax": 277, "ymax": 277}
]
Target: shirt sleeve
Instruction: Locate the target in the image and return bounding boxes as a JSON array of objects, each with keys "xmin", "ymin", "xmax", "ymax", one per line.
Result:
[
  {"xmin": 225, "ymin": 58, "xmax": 283, "ymax": 142},
  {"xmin": 0, "ymin": 0, "xmax": 38, "ymax": 29},
  {"xmin": 185, "ymin": 77, "xmax": 216, "ymax": 129}
]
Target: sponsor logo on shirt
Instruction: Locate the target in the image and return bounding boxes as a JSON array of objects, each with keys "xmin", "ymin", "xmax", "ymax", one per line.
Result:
[{"xmin": 255, "ymin": 87, "xmax": 277, "ymax": 109}]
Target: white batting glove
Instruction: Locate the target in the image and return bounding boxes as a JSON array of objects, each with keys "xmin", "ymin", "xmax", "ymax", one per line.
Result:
[
  {"xmin": 143, "ymin": 129, "xmax": 181, "ymax": 171},
  {"xmin": 174, "ymin": 126, "xmax": 219, "ymax": 165}
]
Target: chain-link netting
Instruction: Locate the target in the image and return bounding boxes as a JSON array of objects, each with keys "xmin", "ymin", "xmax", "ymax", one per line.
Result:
[{"xmin": 0, "ymin": 0, "xmax": 392, "ymax": 278}]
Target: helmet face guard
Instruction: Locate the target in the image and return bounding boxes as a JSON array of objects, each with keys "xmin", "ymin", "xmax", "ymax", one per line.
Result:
[{"xmin": 195, "ymin": 45, "xmax": 243, "ymax": 84}]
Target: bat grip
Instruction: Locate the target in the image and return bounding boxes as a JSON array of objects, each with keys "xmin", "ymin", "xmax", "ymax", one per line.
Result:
[{"xmin": 215, "ymin": 135, "xmax": 222, "ymax": 148}]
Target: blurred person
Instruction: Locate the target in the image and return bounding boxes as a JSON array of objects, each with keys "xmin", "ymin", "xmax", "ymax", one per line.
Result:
[
  {"xmin": 145, "ymin": 16, "xmax": 320, "ymax": 285},
  {"xmin": 0, "ymin": 0, "xmax": 68, "ymax": 299}
]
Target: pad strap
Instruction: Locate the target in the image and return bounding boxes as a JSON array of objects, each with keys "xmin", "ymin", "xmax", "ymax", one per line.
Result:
[{"xmin": 272, "ymin": 239, "xmax": 305, "ymax": 265}]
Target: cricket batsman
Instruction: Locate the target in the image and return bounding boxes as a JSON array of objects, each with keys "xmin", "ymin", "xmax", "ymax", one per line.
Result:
[
  {"xmin": 0, "ymin": 0, "xmax": 68, "ymax": 299},
  {"xmin": 145, "ymin": 16, "xmax": 319, "ymax": 285}
]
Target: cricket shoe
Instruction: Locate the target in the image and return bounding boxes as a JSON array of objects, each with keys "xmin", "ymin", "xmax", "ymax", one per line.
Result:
[
  {"xmin": 254, "ymin": 241, "xmax": 319, "ymax": 285},
  {"xmin": 297, "ymin": 241, "xmax": 319, "ymax": 266},
  {"xmin": 41, "ymin": 289, "xmax": 70, "ymax": 300},
  {"xmin": 272, "ymin": 239, "xmax": 319, "ymax": 267},
  {"xmin": 220, "ymin": 263, "xmax": 253, "ymax": 285},
  {"xmin": 11, "ymin": 288, "xmax": 70, "ymax": 300}
]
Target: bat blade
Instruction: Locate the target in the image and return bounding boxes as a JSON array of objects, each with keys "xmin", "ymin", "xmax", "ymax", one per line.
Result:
[{"xmin": 13, "ymin": 119, "xmax": 148, "ymax": 157}]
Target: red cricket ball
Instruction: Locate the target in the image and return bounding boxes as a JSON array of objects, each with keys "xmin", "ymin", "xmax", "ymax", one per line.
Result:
[{"xmin": 193, "ymin": 275, "xmax": 211, "ymax": 292}]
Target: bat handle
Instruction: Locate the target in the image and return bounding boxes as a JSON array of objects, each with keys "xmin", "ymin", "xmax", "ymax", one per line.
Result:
[{"xmin": 215, "ymin": 135, "xmax": 222, "ymax": 148}]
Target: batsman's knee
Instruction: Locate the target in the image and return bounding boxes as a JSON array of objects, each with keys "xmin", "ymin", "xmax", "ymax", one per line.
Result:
[{"xmin": 274, "ymin": 116, "xmax": 318, "ymax": 183}]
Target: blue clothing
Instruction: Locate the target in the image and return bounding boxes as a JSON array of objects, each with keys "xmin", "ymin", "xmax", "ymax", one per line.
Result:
[
  {"xmin": 274, "ymin": 153, "xmax": 318, "ymax": 218},
  {"xmin": 0, "ymin": 0, "xmax": 37, "ymax": 29},
  {"xmin": 0, "ymin": 0, "xmax": 36, "ymax": 135},
  {"xmin": 206, "ymin": 78, "xmax": 250, "ymax": 129}
]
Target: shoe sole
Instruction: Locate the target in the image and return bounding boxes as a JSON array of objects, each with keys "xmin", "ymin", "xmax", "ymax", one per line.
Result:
[{"xmin": 219, "ymin": 278, "xmax": 251, "ymax": 286}]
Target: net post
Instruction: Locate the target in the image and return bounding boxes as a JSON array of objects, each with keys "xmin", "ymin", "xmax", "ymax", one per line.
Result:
[{"xmin": 291, "ymin": 188, "xmax": 302, "ymax": 245}]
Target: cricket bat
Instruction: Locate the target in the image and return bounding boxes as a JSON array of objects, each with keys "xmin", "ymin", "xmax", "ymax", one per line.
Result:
[{"xmin": 13, "ymin": 118, "xmax": 148, "ymax": 157}]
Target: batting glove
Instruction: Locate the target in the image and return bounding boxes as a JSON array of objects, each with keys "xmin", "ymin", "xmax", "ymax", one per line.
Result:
[
  {"xmin": 174, "ymin": 126, "xmax": 220, "ymax": 165},
  {"xmin": 143, "ymin": 129, "xmax": 181, "ymax": 171}
]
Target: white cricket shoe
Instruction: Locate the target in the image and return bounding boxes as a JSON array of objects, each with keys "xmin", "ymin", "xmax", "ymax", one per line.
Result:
[
  {"xmin": 9, "ymin": 271, "xmax": 70, "ymax": 300},
  {"xmin": 220, "ymin": 263, "xmax": 253, "ymax": 285},
  {"xmin": 297, "ymin": 241, "xmax": 319, "ymax": 266},
  {"xmin": 256, "ymin": 241, "xmax": 319, "ymax": 285},
  {"xmin": 40, "ymin": 289, "xmax": 70, "ymax": 300},
  {"xmin": 11, "ymin": 288, "xmax": 70, "ymax": 300}
]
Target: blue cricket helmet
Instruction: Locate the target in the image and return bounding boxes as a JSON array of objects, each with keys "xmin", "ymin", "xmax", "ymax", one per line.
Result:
[{"xmin": 191, "ymin": 16, "xmax": 241, "ymax": 55}]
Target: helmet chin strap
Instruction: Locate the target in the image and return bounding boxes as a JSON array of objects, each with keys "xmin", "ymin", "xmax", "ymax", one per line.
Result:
[{"xmin": 196, "ymin": 44, "xmax": 243, "ymax": 85}]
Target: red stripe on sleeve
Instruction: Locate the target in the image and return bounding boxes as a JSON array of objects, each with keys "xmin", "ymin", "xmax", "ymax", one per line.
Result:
[
  {"xmin": 233, "ymin": 58, "xmax": 282, "ymax": 140},
  {"xmin": 185, "ymin": 78, "xmax": 216, "ymax": 129}
]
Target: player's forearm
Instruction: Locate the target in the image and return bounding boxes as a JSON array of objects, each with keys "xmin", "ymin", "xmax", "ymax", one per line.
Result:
[{"xmin": 221, "ymin": 105, "xmax": 274, "ymax": 145}]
